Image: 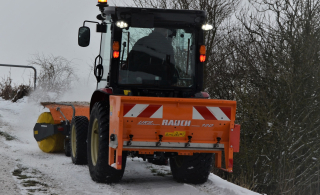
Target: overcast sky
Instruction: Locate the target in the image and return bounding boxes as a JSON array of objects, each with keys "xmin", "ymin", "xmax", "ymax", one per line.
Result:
[{"xmin": 0, "ymin": 0, "xmax": 134, "ymax": 87}]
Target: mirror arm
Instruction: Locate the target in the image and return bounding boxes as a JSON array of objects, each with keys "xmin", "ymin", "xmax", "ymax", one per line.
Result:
[{"xmin": 83, "ymin": 20, "xmax": 100, "ymax": 26}]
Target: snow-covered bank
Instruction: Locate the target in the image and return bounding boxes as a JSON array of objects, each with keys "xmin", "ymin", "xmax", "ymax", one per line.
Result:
[{"xmin": 0, "ymin": 97, "xmax": 260, "ymax": 195}]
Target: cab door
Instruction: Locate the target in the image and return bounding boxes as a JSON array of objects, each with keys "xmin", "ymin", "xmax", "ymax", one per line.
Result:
[{"xmin": 97, "ymin": 22, "xmax": 112, "ymax": 89}]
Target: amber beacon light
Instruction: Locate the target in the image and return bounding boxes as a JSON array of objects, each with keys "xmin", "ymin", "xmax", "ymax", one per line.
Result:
[
  {"xmin": 199, "ymin": 45, "xmax": 206, "ymax": 62},
  {"xmin": 98, "ymin": 0, "xmax": 107, "ymax": 3}
]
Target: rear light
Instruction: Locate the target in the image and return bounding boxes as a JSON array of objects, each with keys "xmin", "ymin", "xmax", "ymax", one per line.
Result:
[
  {"xmin": 113, "ymin": 41, "xmax": 120, "ymax": 58},
  {"xmin": 199, "ymin": 45, "xmax": 206, "ymax": 62},
  {"xmin": 113, "ymin": 41, "xmax": 120, "ymax": 51},
  {"xmin": 113, "ymin": 51, "xmax": 120, "ymax": 58},
  {"xmin": 200, "ymin": 55, "xmax": 206, "ymax": 62},
  {"xmin": 57, "ymin": 126, "xmax": 64, "ymax": 131},
  {"xmin": 200, "ymin": 45, "xmax": 206, "ymax": 55}
]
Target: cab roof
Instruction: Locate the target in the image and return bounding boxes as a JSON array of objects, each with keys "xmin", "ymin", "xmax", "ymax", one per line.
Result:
[{"xmin": 104, "ymin": 6, "xmax": 206, "ymax": 28}]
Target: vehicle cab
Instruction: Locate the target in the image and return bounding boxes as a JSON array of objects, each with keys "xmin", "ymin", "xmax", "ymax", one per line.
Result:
[{"xmin": 79, "ymin": 2, "xmax": 211, "ymax": 98}]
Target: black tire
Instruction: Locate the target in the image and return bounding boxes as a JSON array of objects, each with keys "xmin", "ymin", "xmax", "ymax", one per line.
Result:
[
  {"xmin": 70, "ymin": 116, "xmax": 89, "ymax": 165},
  {"xmin": 87, "ymin": 101, "xmax": 127, "ymax": 183},
  {"xmin": 64, "ymin": 138, "xmax": 71, "ymax": 157},
  {"xmin": 170, "ymin": 153, "xmax": 213, "ymax": 184}
]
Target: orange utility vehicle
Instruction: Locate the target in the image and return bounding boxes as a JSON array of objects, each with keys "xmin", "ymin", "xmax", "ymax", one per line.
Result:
[{"xmin": 33, "ymin": 0, "xmax": 240, "ymax": 184}]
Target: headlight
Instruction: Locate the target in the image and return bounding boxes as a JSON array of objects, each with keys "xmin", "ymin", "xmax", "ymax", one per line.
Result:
[
  {"xmin": 202, "ymin": 24, "xmax": 213, "ymax": 31},
  {"xmin": 116, "ymin": 21, "xmax": 128, "ymax": 28}
]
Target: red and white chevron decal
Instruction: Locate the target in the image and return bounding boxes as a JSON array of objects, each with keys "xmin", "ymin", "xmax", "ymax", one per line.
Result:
[
  {"xmin": 123, "ymin": 104, "xmax": 163, "ymax": 118},
  {"xmin": 193, "ymin": 106, "xmax": 231, "ymax": 121}
]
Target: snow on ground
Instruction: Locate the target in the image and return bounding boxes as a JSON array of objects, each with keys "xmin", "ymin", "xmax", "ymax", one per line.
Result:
[{"xmin": 0, "ymin": 97, "xmax": 260, "ymax": 195}]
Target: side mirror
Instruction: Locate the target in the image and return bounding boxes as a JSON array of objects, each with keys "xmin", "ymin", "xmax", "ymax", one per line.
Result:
[{"xmin": 78, "ymin": 26, "xmax": 90, "ymax": 47}]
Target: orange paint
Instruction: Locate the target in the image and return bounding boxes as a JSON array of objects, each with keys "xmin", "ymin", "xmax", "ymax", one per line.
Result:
[
  {"xmin": 109, "ymin": 95, "xmax": 239, "ymax": 172},
  {"xmin": 42, "ymin": 102, "xmax": 90, "ymax": 124}
]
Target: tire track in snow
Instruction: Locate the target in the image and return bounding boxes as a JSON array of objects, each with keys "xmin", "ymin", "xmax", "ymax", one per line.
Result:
[
  {"xmin": 113, "ymin": 158, "xmax": 210, "ymax": 195},
  {"xmin": 0, "ymin": 146, "xmax": 21, "ymax": 195}
]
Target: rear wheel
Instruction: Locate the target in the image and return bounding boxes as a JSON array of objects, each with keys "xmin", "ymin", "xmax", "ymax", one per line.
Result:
[
  {"xmin": 70, "ymin": 116, "xmax": 89, "ymax": 165},
  {"xmin": 170, "ymin": 153, "xmax": 213, "ymax": 184},
  {"xmin": 64, "ymin": 138, "xmax": 71, "ymax": 157},
  {"xmin": 87, "ymin": 101, "xmax": 127, "ymax": 183},
  {"xmin": 36, "ymin": 112, "xmax": 65, "ymax": 153}
]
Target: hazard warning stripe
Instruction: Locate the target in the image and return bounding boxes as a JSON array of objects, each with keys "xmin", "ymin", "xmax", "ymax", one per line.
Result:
[
  {"xmin": 193, "ymin": 106, "xmax": 231, "ymax": 121},
  {"xmin": 193, "ymin": 106, "xmax": 217, "ymax": 120},
  {"xmin": 220, "ymin": 107, "xmax": 232, "ymax": 120},
  {"xmin": 137, "ymin": 105, "xmax": 162, "ymax": 118},
  {"xmin": 123, "ymin": 104, "xmax": 135, "ymax": 116},
  {"xmin": 123, "ymin": 104, "xmax": 163, "ymax": 118}
]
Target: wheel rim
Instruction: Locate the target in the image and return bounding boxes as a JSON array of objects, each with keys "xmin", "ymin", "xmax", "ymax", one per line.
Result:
[
  {"xmin": 91, "ymin": 118, "xmax": 99, "ymax": 166},
  {"xmin": 174, "ymin": 156, "xmax": 184, "ymax": 168},
  {"xmin": 71, "ymin": 125, "xmax": 76, "ymax": 157}
]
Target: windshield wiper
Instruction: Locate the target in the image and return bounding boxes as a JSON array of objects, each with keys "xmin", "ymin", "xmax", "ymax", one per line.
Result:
[
  {"xmin": 121, "ymin": 42, "xmax": 126, "ymax": 63},
  {"xmin": 186, "ymin": 38, "xmax": 190, "ymax": 75}
]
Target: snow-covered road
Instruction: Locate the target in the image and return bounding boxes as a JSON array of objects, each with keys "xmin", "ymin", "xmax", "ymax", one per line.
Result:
[{"xmin": 0, "ymin": 97, "xmax": 260, "ymax": 195}]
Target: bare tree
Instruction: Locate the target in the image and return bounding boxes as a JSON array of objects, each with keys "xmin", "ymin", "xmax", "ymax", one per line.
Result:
[
  {"xmin": 29, "ymin": 54, "xmax": 77, "ymax": 101},
  {"xmin": 225, "ymin": 0, "xmax": 320, "ymax": 194}
]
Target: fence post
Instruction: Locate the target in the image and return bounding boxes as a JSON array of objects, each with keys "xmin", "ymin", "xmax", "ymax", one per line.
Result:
[{"xmin": 0, "ymin": 64, "xmax": 37, "ymax": 90}]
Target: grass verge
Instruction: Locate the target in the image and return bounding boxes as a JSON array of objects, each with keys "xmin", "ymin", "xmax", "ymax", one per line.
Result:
[{"xmin": 0, "ymin": 130, "xmax": 15, "ymax": 140}]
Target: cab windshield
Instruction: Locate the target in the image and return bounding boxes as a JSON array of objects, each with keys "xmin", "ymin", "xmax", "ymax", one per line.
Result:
[{"xmin": 118, "ymin": 27, "xmax": 195, "ymax": 88}]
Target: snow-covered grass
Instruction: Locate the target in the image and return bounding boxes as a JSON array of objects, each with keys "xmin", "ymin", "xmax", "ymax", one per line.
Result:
[{"xmin": 0, "ymin": 97, "xmax": 260, "ymax": 195}]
